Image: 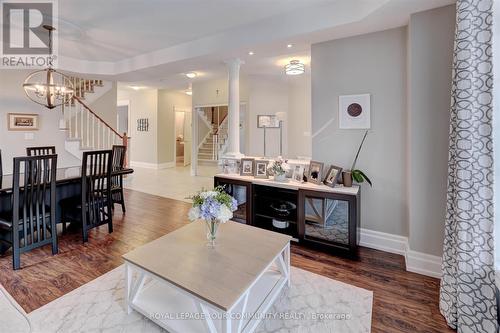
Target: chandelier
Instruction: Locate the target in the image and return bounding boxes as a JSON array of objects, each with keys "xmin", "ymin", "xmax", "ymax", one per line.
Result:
[
  {"xmin": 23, "ymin": 25, "xmax": 74, "ymax": 109},
  {"xmin": 284, "ymin": 60, "xmax": 305, "ymax": 75}
]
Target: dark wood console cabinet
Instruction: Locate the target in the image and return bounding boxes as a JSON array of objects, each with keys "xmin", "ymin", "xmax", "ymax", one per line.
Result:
[{"xmin": 214, "ymin": 174, "xmax": 360, "ymax": 257}]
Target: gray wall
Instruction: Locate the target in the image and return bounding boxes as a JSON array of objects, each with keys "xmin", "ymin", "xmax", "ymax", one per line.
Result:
[
  {"xmin": 311, "ymin": 5, "xmax": 455, "ymax": 257},
  {"xmin": 407, "ymin": 5, "xmax": 455, "ymax": 256},
  {"xmin": 312, "ymin": 27, "xmax": 409, "ymax": 237}
]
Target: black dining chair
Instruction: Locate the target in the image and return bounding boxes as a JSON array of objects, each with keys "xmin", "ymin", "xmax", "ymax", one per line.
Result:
[
  {"xmin": 111, "ymin": 145, "xmax": 126, "ymax": 213},
  {"xmin": 26, "ymin": 146, "xmax": 56, "ymax": 156},
  {"xmin": 0, "ymin": 154, "xmax": 58, "ymax": 270},
  {"xmin": 60, "ymin": 150, "xmax": 113, "ymax": 243}
]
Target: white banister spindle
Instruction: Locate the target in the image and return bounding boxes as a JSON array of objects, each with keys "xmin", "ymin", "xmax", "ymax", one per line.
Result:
[
  {"xmin": 102, "ymin": 124, "xmax": 105, "ymax": 149},
  {"xmin": 86, "ymin": 110, "xmax": 90, "ymax": 147},
  {"xmin": 80, "ymin": 106, "xmax": 83, "ymax": 141},
  {"xmin": 75, "ymin": 105, "xmax": 79, "ymax": 138},
  {"xmin": 68, "ymin": 104, "xmax": 73, "ymax": 137},
  {"xmin": 92, "ymin": 114, "xmax": 95, "ymax": 148}
]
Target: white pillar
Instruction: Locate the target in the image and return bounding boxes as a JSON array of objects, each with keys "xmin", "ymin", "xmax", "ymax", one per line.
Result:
[{"xmin": 224, "ymin": 58, "xmax": 244, "ymax": 158}]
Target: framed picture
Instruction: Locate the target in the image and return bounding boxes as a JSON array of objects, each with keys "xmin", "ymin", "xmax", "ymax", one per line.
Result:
[
  {"xmin": 323, "ymin": 165, "xmax": 343, "ymax": 187},
  {"xmin": 257, "ymin": 115, "xmax": 280, "ymax": 128},
  {"xmin": 240, "ymin": 158, "xmax": 255, "ymax": 176},
  {"xmin": 222, "ymin": 159, "xmax": 239, "ymax": 174},
  {"xmin": 307, "ymin": 161, "xmax": 324, "ymax": 185},
  {"xmin": 339, "ymin": 94, "xmax": 371, "ymax": 129},
  {"xmin": 254, "ymin": 160, "xmax": 269, "ymax": 179},
  {"xmin": 8, "ymin": 113, "xmax": 39, "ymax": 131},
  {"xmin": 137, "ymin": 118, "xmax": 149, "ymax": 131},
  {"xmin": 292, "ymin": 165, "xmax": 305, "ymax": 183}
]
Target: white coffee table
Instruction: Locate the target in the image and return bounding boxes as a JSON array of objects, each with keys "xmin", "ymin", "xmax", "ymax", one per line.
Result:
[{"xmin": 123, "ymin": 221, "xmax": 292, "ymax": 333}]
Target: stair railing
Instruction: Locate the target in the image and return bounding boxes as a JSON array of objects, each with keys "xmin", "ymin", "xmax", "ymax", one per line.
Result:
[
  {"xmin": 212, "ymin": 134, "xmax": 219, "ymax": 160},
  {"xmin": 66, "ymin": 96, "xmax": 130, "ymax": 166}
]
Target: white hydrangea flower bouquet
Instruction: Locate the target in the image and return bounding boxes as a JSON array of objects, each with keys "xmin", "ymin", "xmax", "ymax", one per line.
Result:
[{"xmin": 188, "ymin": 186, "xmax": 237, "ymax": 246}]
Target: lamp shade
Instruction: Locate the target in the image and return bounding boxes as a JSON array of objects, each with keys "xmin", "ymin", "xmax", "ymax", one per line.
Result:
[{"xmin": 275, "ymin": 112, "xmax": 286, "ymax": 121}]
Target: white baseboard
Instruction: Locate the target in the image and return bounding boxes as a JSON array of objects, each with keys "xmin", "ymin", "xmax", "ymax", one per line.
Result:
[
  {"xmin": 359, "ymin": 228, "xmax": 442, "ymax": 278},
  {"xmin": 405, "ymin": 247, "xmax": 442, "ymax": 278},
  {"xmin": 158, "ymin": 162, "xmax": 175, "ymax": 169},
  {"xmin": 130, "ymin": 161, "xmax": 175, "ymax": 169},
  {"xmin": 359, "ymin": 228, "xmax": 408, "ymax": 256}
]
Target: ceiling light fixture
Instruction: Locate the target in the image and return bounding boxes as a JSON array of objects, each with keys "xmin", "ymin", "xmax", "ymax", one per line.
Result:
[
  {"xmin": 287, "ymin": 44, "xmax": 293, "ymax": 48},
  {"xmin": 285, "ymin": 60, "xmax": 305, "ymax": 75},
  {"xmin": 23, "ymin": 25, "xmax": 74, "ymax": 109},
  {"xmin": 186, "ymin": 72, "xmax": 197, "ymax": 79},
  {"xmin": 130, "ymin": 86, "xmax": 144, "ymax": 90},
  {"xmin": 185, "ymin": 90, "xmax": 193, "ymax": 96},
  {"xmin": 248, "ymin": 51, "xmax": 254, "ymax": 55}
]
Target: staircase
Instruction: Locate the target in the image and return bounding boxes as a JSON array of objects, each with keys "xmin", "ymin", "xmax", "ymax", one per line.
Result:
[
  {"xmin": 197, "ymin": 107, "xmax": 228, "ymax": 164},
  {"xmin": 61, "ymin": 78, "xmax": 128, "ymax": 163}
]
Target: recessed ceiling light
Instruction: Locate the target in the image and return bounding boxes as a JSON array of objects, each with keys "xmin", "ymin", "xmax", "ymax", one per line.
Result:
[
  {"xmin": 185, "ymin": 90, "xmax": 192, "ymax": 96},
  {"xmin": 185, "ymin": 72, "xmax": 197, "ymax": 79},
  {"xmin": 129, "ymin": 85, "xmax": 145, "ymax": 90},
  {"xmin": 248, "ymin": 51, "xmax": 254, "ymax": 55},
  {"xmin": 287, "ymin": 44, "xmax": 293, "ymax": 48}
]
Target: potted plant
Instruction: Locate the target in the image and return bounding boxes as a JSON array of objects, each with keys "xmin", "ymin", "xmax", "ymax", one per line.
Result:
[
  {"xmin": 270, "ymin": 158, "xmax": 288, "ymax": 182},
  {"xmin": 188, "ymin": 186, "xmax": 237, "ymax": 247},
  {"xmin": 343, "ymin": 130, "xmax": 372, "ymax": 187}
]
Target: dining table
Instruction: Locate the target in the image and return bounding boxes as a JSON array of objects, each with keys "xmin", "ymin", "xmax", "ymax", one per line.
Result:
[{"xmin": 0, "ymin": 165, "xmax": 134, "ymax": 249}]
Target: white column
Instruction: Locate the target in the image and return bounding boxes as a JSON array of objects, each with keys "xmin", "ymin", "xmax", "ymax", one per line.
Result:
[{"xmin": 224, "ymin": 58, "xmax": 244, "ymax": 158}]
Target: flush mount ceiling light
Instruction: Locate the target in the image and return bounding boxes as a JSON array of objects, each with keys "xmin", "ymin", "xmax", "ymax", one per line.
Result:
[
  {"xmin": 185, "ymin": 72, "xmax": 197, "ymax": 79},
  {"xmin": 287, "ymin": 44, "xmax": 293, "ymax": 48},
  {"xmin": 284, "ymin": 60, "xmax": 305, "ymax": 75},
  {"xmin": 23, "ymin": 25, "xmax": 74, "ymax": 109},
  {"xmin": 248, "ymin": 51, "xmax": 254, "ymax": 55}
]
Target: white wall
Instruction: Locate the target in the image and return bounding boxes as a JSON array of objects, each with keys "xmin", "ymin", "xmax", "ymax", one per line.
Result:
[
  {"xmin": 117, "ymin": 87, "xmax": 192, "ymax": 167},
  {"xmin": 312, "ymin": 27, "xmax": 409, "ymax": 237},
  {"xmin": 192, "ymin": 74, "xmax": 311, "ymax": 159},
  {"xmin": 157, "ymin": 89, "xmax": 192, "ymax": 165},
  {"xmin": 117, "ymin": 89, "xmax": 159, "ymax": 165},
  {"xmin": 288, "ymin": 74, "xmax": 312, "ymax": 158},
  {"xmin": 247, "ymin": 75, "xmax": 289, "ymax": 157},
  {"xmin": 0, "ymin": 69, "xmax": 117, "ymax": 174}
]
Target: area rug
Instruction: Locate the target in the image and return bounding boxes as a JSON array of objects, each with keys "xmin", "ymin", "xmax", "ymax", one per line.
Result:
[{"xmin": 6, "ymin": 265, "xmax": 372, "ymax": 333}]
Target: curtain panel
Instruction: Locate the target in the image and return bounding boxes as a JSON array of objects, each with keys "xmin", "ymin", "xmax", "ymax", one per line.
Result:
[{"xmin": 439, "ymin": 0, "xmax": 497, "ymax": 332}]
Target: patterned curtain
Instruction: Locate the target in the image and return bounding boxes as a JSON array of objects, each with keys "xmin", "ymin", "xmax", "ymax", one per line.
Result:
[{"xmin": 439, "ymin": 0, "xmax": 497, "ymax": 332}]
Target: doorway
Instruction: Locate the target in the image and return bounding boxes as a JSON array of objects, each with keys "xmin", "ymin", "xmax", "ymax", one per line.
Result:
[
  {"xmin": 174, "ymin": 108, "xmax": 192, "ymax": 167},
  {"xmin": 117, "ymin": 100, "xmax": 130, "ymax": 135}
]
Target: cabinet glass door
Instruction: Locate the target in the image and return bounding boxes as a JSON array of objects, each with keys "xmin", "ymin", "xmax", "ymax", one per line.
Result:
[
  {"xmin": 214, "ymin": 178, "xmax": 249, "ymax": 224},
  {"xmin": 303, "ymin": 195, "xmax": 350, "ymax": 245}
]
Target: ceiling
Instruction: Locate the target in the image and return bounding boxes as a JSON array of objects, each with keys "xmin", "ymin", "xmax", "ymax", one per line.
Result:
[
  {"xmin": 57, "ymin": 0, "xmax": 331, "ymax": 62},
  {"xmin": 44, "ymin": 0, "xmax": 455, "ymax": 88}
]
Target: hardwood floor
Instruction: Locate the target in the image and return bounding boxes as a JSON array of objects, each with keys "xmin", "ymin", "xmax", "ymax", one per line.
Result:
[{"xmin": 0, "ymin": 189, "xmax": 454, "ymax": 332}]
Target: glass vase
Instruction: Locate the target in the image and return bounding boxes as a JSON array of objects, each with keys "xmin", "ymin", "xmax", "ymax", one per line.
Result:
[{"xmin": 205, "ymin": 219, "xmax": 220, "ymax": 247}]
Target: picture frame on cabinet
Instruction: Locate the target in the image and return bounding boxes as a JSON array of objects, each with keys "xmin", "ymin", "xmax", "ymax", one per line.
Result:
[
  {"xmin": 307, "ymin": 161, "xmax": 324, "ymax": 185},
  {"xmin": 323, "ymin": 165, "xmax": 343, "ymax": 187},
  {"xmin": 254, "ymin": 160, "xmax": 269, "ymax": 179},
  {"xmin": 240, "ymin": 158, "xmax": 255, "ymax": 176}
]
